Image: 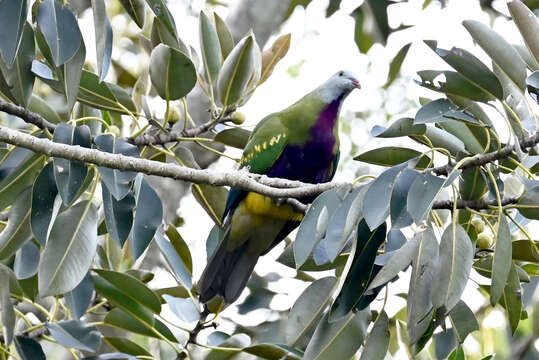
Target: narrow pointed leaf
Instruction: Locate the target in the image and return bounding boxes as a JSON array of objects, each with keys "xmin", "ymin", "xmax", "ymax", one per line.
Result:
[
  {"xmin": 354, "ymin": 147, "xmax": 430, "ymax": 169},
  {"xmin": 214, "ymin": 128, "xmax": 251, "ymax": 149},
  {"xmin": 132, "ymin": 177, "xmax": 162, "ymax": 259},
  {"xmin": 371, "ymin": 117, "xmax": 426, "ymax": 138},
  {"xmin": 14, "ymin": 241, "xmax": 40, "ymax": 279},
  {"xmin": 150, "ymin": 44, "xmax": 197, "ymax": 100},
  {"xmin": 37, "ymin": 0, "xmax": 83, "ymax": 66},
  {"xmin": 508, "ymin": 1, "xmax": 539, "ymax": 67},
  {"xmin": 423, "ymin": 126, "xmax": 466, "ymax": 155},
  {"xmin": 47, "ymin": 320, "xmax": 101, "ymax": 352},
  {"xmin": 104, "ymin": 308, "xmax": 176, "ymax": 341},
  {"xmin": 145, "ymin": 0, "xmax": 177, "ymax": 38},
  {"xmin": 0, "ymin": 0, "xmax": 28, "ymax": 66},
  {"xmin": 214, "ymin": 13, "xmax": 234, "ymax": 59},
  {"xmin": 260, "ymin": 33, "xmax": 291, "ymax": 84},
  {"xmin": 503, "ymin": 264, "xmax": 522, "ymax": 334},
  {"xmin": 102, "ymin": 185, "xmax": 135, "ymax": 247},
  {"xmin": 65, "ymin": 272, "xmax": 94, "ymax": 319},
  {"xmin": 416, "ymin": 70, "xmax": 494, "ymax": 102},
  {"xmin": 490, "ymin": 216, "xmax": 511, "ymax": 305},
  {"xmin": 0, "ymin": 264, "xmax": 15, "ymax": 346},
  {"xmin": 286, "ymin": 277, "xmax": 337, "ymax": 347},
  {"xmin": 163, "ymin": 295, "xmax": 200, "ymax": 323},
  {"xmin": 359, "ymin": 311, "xmax": 389, "ymax": 360},
  {"xmin": 14, "ymin": 336, "xmax": 46, "ymax": 360},
  {"xmin": 448, "ymin": 300, "xmax": 479, "ymax": 343},
  {"xmin": 38, "ymin": 201, "xmax": 98, "ymax": 296},
  {"xmin": 243, "ymin": 344, "xmax": 302, "ymax": 360},
  {"xmin": 104, "ymin": 337, "xmax": 151, "ymax": 357},
  {"xmin": 384, "ymin": 43, "xmax": 411, "ymax": 88},
  {"xmin": 92, "ymin": 0, "xmax": 113, "ymax": 82},
  {"xmin": 407, "ymin": 172, "xmax": 445, "ymax": 224},
  {"xmin": 390, "ymin": 169, "xmax": 419, "ymax": 229},
  {"xmin": 60, "ymin": 40, "xmax": 86, "ymax": 113},
  {"xmin": 154, "ymin": 232, "xmax": 192, "ymax": 289},
  {"xmin": 29, "ymin": 95, "xmax": 63, "ymax": 124},
  {"xmin": 199, "ymin": 11, "xmax": 222, "ymax": 85},
  {"xmin": 0, "ymin": 189, "xmax": 32, "ymax": 260},
  {"xmin": 118, "ymin": 0, "xmax": 146, "ymax": 28}
]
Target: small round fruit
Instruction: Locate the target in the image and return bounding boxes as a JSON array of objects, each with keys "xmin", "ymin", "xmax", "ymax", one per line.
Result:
[
  {"xmin": 230, "ymin": 111, "xmax": 246, "ymax": 125},
  {"xmin": 471, "ymin": 218, "xmax": 485, "ymax": 233},
  {"xmin": 109, "ymin": 125, "xmax": 121, "ymax": 137},
  {"xmin": 477, "ymin": 233, "xmax": 493, "ymax": 249},
  {"xmin": 168, "ymin": 106, "xmax": 181, "ymax": 123}
]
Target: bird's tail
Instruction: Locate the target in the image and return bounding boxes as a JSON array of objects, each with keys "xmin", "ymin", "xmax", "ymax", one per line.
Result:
[{"xmin": 198, "ymin": 234, "xmax": 259, "ymax": 304}]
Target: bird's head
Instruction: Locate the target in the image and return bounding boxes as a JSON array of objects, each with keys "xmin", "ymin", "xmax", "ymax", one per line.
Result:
[{"xmin": 317, "ymin": 70, "xmax": 361, "ymax": 103}]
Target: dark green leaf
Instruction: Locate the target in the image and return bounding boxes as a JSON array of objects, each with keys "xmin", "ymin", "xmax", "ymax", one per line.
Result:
[
  {"xmin": 425, "ymin": 41, "xmax": 503, "ymax": 99},
  {"xmin": 65, "ymin": 272, "xmax": 94, "ymax": 319},
  {"xmin": 154, "ymin": 232, "xmax": 192, "ymax": 290},
  {"xmin": 326, "ymin": 0, "xmax": 341, "ymax": 17},
  {"xmin": 132, "ymin": 176, "xmax": 162, "ymax": 260},
  {"xmin": 359, "ymin": 311, "xmax": 389, "ymax": 360},
  {"xmin": 508, "ymin": 1, "xmax": 539, "ymax": 69},
  {"xmin": 59, "ymin": 39, "xmax": 85, "ymax": 112},
  {"xmin": 52, "ymin": 124, "xmax": 91, "ymax": 205},
  {"xmin": 422, "ymin": 126, "xmax": 466, "ymax": 155},
  {"xmin": 92, "ymin": 0, "xmax": 113, "ymax": 82},
  {"xmin": 407, "ymin": 228, "xmax": 439, "ymax": 345},
  {"xmin": 38, "ymin": 201, "xmax": 98, "ymax": 296},
  {"xmin": 206, "ymin": 334, "xmax": 250, "ymax": 360},
  {"xmin": 448, "ymin": 346, "xmax": 465, "ymax": 360},
  {"xmin": 165, "ymin": 225, "xmax": 192, "ymax": 272},
  {"xmin": 330, "ymin": 221, "xmax": 386, "ymax": 320},
  {"xmin": 104, "ymin": 337, "xmax": 151, "ymax": 357},
  {"xmin": 385, "ymin": 43, "xmax": 411, "ymax": 88},
  {"xmin": 145, "ymin": 0, "xmax": 177, "ymax": 39},
  {"xmin": 512, "ymin": 240, "xmax": 539, "ymax": 262},
  {"xmin": 102, "ymin": 186, "xmax": 135, "ymax": 247},
  {"xmin": 294, "ymin": 188, "xmax": 345, "ymax": 268},
  {"xmin": 118, "ymin": 0, "xmax": 146, "ymax": 28},
  {"xmin": 353, "ymin": 147, "xmax": 430, "ymax": 169},
  {"xmin": 150, "ymin": 17, "xmax": 188, "ymax": 53},
  {"xmin": 279, "ymin": 241, "xmax": 349, "ymax": 272},
  {"xmin": 214, "ymin": 128, "xmax": 251, "ymax": 149},
  {"xmin": 407, "ymin": 172, "xmax": 445, "ymax": 224},
  {"xmin": 37, "ymin": 0, "xmax": 83, "ymax": 66},
  {"xmin": 199, "ymin": 11, "xmax": 222, "ymax": 85},
  {"xmin": 14, "ymin": 336, "xmax": 46, "ymax": 360},
  {"xmin": 150, "ymin": 44, "xmax": 196, "ymax": 100},
  {"xmin": 503, "ymin": 264, "xmax": 522, "ymax": 334},
  {"xmin": 14, "ymin": 241, "xmax": 39, "ymax": 279},
  {"xmin": 303, "ymin": 309, "xmax": 370, "ymax": 360},
  {"xmin": 243, "ymin": 344, "xmax": 302, "ymax": 359},
  {"xmin": 0, "ymin": 264, "xmax": 15, "ymax": 345},
  {"xmin": 214, "ymin": 13, "xmax": 234, "ymax": 59},
  {"xmin": 415, "ymin": 98, "xmax": 480, "ymax": 125},
  {"xmin": 28, "ymin": 95, "xmax": 63, "ymax": 124},
  {"xmin": 490, "ymin": 216, "xmax": 511, "ymax": 305},
  {"xmin": 368, "ymin": 233, "xmax": 420, "ymax": 290},
  {"xmin": 104, "ymin": 308, "xmax": 176, "ymax": 342},
  {"xmin": 0, "ymin": 0, "xmax": 28, "ymax": 66},
  {"xmin": 390, "ymin": 169, "xmax": 419, "ymax": 229},
  {"xmin": 350, "ymin": 1, "xmax": 391, "ymax": 54},
  {"xmin": 163, "ymin": 295, "xmax": 199, "ymax": 323},
  {"xmin": 521, "ymin": 263, "xmax": 539, "ymax": 276},
  {"xmin": 518, "ymin": 178, "xmax": 539, "ymax": 220},
  {"xmin": 448, "ymin": 300, "xmax": 479, "ymax": 343},
  {"xmin": 0, "ymin": 189, "xmax": 32, "ymax": 260},
  {"xmin": 416, "ymin": 70, "xmax": 494, "ymax": 102},
  {"xmin": 433, "ymin": 224, "xmax": 474, "ymax": 312},
  {"xmin": 371, "ymin": 117, "xmax": 426, "ymax": 138},
  {"xmin": 463, "ymin": 20, "xmax": 527, "ymax": 91},
  {"xmin": 286, "ymin": 277, "xmax": 337, "ymax": 347},
  {"xmin": 47, "ymin": 320, "xmax": 101, "ymax": 352}
]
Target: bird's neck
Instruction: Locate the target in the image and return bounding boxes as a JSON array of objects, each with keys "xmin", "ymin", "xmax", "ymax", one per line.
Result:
[{"xmin": 310, "ymin": 95, "xmax": 344, "ymax": 137}]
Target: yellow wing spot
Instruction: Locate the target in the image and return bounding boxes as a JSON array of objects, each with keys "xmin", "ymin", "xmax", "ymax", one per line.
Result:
[
  {"xmin": 262, "ymin": 141, "xmax": 267, "ymax": 150},
  {"xmin": 255, "ymin": 144, "xmax": 261, "ymax": 152},
  {"xmin": 244, "ymin": 193, "xmax": 304, "ymax": 222}
]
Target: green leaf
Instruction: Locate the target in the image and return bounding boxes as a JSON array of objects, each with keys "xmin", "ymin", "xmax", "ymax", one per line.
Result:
[
  {"xmin": 438, "ymin": 119, "xmax": 487, "ymax": 156},
  {"xmin": 154, "ymin": 232, "xmax": 192, "ymax": 290},
  {"xmin": 163, "ymin": 295, "xmax": 200, "ymax": 323},
  {"xmin": 92, "ymin": 0, "xmax": 113, "ymax": 82},
  {"xmin": 150, "ymin": 43, "xmax": 197, "ymax": 100},
  {"xmin": 243, "ymin": 344, "xmax": 302, "ymax": 360},
  {"xmin": 421, "ymin": 126, "xmax": 466, "ymax": 156},
  {"xmin": 279, "ymin": 241, "xmax": 349, "ymax": 272},
  {"xmin": 150, "ymin": 17, "xmax": 188, "ymax": 53},
  {"xmin": 354, "ymin": 147, "xmax": 430, "ymax": 169},
  {"xmin": 64, "ymin": 272, "xmax": 94, "ymax": 319},
  {"xmin": 521, "ymin": 263, "xmax": 539, "ymax": 276},
  {"xmin": 0, "ymin": 264, "xmax": 15, "ymax": 346},
  {"xmin": 448, "ymin": 300, "xmax": 479, "ymax": 343},
  {"xmin": 59, "ymin": 39, "xmax": 85, "ymax": 113},
  {"xmin": 0, "ymin": 148, "xmax": 45, "ymax": 211},
  {"xmin": 14, "ymin": 241, "xmax": 40, "ymax": 279},
  {"xmin": 385, "ymin": 43, "xmax": 411, "ymax": 88},
  {"xmin": 508, "ymin": 1, "xmax": 539, "ymax": 68},
  {"xmin": 359, "ymin": 311, "xmax": 389, "ymax": 360},
  {"xmin": 0, "ymin": 189, "xmax": 32, "ymax": 260},
  {"xmin": 303, "ymin": 309, "xmax": 370, "ymax": 360},
  {"xmin": 52, "ymin": 124, "xmax": 91, "ymax": 205},
  {"xmin": 433, "ymin": 224, "xmax": 474, "ymax": 313},
  {"xmin": 350, "ymin": 0, "xmax": 392, "ymax": 54},
  {"xmin": 326, "ymin": 0, "xmax": 341, "ymax": 17},
  {"xmin": 286, "ymin": 277, "xmax": 337, "ymax": 346},
  {"xmin": 424, "ymin": 41, "xmax": 503, "ymax": 99},
  {"xmin": 118, "ymin": 0, "xmax": 145, "ymax": 28},
  {"xmin": 0, "ymin": 22, "xmax": 35, "ymax": 107},
  {"xmin": 37, "ymin": 0, "xmax": 82, "ymax": 66},
  {"xmin": 217, "ymin": 34, "xmax": 256, "ymax": 106},
  {"xmin": 294, "ymin": 188, "xmax": 345, "ymax": 268},
  {"xmin": 214, "ymin": 128, "xmax": 251, "ymax": 149},
  {"xmin": 38, "ymin": 201, "xmax": 98, "ymax": 296},
  {"xmin": 145, "ymin": 0, "xmax": 177, "ymax": 39},
  {"xmin": 517, "ymin": 178, "xmax": 539, "ymax": 220},
  {"xmin": 415, "ymin": 98, "xmax": 480, "ymax": 125},
  {"xmin": 165, "ymin": 225, "xmax": 192, "ymax": 272},
  {"xmin": 330, "ymin": 221, "xmax": 386, "ymax": 320},
  {"xmin": 94, "ymin": 269, "xmax": 161, "ymax": 314},
  {"xmin": 448, "ymin": 346, "xmax": 465, "ymax": 360},
  {"xmin": 47, "ymin": 320, "xmax": 101, "ymax": 352},
  {"xmin": 102, "ymin": 186, "xmax": 135, "ymax": 247},
  {"xmin": 463, "ymin": 20, "xmax": 527, "ymax": 91},
  {"xmin": 490, "ymin": 216, "xmax": 511, "ymax": 306},
  {"xmin": 512, "ymin": 239, "xmax": 539, "ymax": 262},
  {"xmin": 14, "ymin": 336, "xmax": 46, "ymax": 360},
  {"xmin": 28, "ymin": 95, "xmax": 63, "ymax": 124},
  {"xmin": 407, "ymin": 173, "xmax": 446, "ymax": 224},
  {"xmin": 407, "ymin": 227, "xmax": 439, "ymax": 345},
  {"xmin": 416, "ymin": 70, "xmax": 494, "ymax": 103},
  {"xmin": 371, "ymin": 117, "xmax": 426, "ymax": 138},
  {"xmin": 214, "ymin": 13, "xmax": 234, "ymax": 59},
  {"xmin": 199, "ymin": 11, "xmax": 222, "ymax": 85},
  {"xmin": 132, "ymin": 176, "xmax": 163, "ymax": 259},
  {"xmin": 363, "ymin": 165, "xmax": 406, "ymax": 229},
  {"xmin": 390, "ymin": 169, "xmax": 419, "ymax": 229},
  {"xmin": 104, "ymin": 337, "xmax": 151, "ymax": 357},
  {"xmin": 260, "ymin": 33, "xmax": 291, "ymax": 85},
  {"xmin": 206, "ymin": 334, "xmax": 251, "ymax": 360},
  {"xmin": 0, "ymin": 0, "xmax": 28, "ymax": 65},
  {"xmin": 367, "ymin": 232, "xmax": 420, "ymax": 290},
  {"xmin": 514, "ymin": 44, "xmax": 538, "ymax": 71},
  {"xmin": 503, "ymin": 264, "xmax": 522, "ymax": 334},
  {"xmin": 104, "ymin": 308, "xmax": 176, "ymax": 342},
  {"xmin": 94, "ymin": 135, "xmax": 139, "ymax": 200}
]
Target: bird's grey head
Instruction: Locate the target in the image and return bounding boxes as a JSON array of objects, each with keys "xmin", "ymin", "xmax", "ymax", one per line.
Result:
[{"xmin": 317, "ymin": 70, "xmax": 361, "ymax": 103}]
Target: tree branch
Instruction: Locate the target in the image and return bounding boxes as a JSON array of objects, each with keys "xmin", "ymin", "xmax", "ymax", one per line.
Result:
[
  {"xmin": 0, "ymin": 100, "xmax": 56, "ymax": 133},
  {"xmin": 431, "ymin": 196, "xmax": 518, "ymax": 210}
]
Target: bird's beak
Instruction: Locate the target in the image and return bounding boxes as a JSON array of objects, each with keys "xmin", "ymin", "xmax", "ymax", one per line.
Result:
[{"xmin": 352, "ymin": 78, "xmax": 361, "ymax": 89}]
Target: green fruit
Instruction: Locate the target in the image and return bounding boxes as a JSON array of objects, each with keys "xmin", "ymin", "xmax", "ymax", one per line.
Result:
[
  {"xmin": 477, "ymin": 232, "xmax": 493, "ymax": 249},
  {"xmin": 168, "ymin": 106, "xmax": 181, "ymax": 123},
  {"xmin": 230, "ymin": 111, "xmax": 246, "ymax": 125},
  {"xmin": 109, "ymin": 125, "xmax": 121, "ymax": 137},
  {"xmin": 471, "ymin": 218, "xmax": 485, "ymax": 233}
]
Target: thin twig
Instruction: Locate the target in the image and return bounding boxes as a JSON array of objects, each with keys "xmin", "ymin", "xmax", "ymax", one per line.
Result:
[{"xmin": 0, "ymin": 100, "xmax": 56, "ymax": 132}]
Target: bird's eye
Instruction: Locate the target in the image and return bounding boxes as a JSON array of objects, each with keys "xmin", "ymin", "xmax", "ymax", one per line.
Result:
[{"xmin": 338, "ymin": 71, "xmax": 344, "ymax": 77}]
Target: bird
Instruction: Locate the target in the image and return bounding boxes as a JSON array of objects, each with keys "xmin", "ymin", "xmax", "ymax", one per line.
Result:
[{"xmin": 198, "ymin": 70, "xmax": 360, "ymax": 305}]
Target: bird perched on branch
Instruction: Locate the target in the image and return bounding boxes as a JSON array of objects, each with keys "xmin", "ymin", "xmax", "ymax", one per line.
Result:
[{"xmin": 198, "ymin": 70, "xmax": 360, "ymax": 305}]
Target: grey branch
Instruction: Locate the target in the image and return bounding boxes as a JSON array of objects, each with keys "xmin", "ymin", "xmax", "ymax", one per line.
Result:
[
  {"xmin": 0, "ymin": 100, "xmax": 57, "ymax": 132},
  {"xmin": 431, "ymin": 196, "xmax": 519, "ymax": 210}
]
